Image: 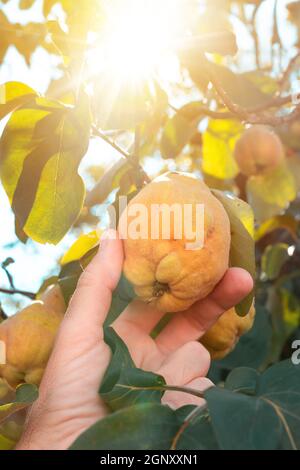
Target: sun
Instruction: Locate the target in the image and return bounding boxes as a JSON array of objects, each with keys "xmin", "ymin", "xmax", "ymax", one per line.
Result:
[{"xmin": 87, "ymin": 0, "xmax": 186, "ymax": 85}]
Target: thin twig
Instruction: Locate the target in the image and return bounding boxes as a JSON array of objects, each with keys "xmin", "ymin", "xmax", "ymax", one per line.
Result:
[
  {"xmin": 92, "ymin": 125, "xmax": 130, "ymax": 159},
  {"xmin": 116, "ymin": 383, "xmax": 206, "ymax": 399},
  {"xmin": 0, "ymin": 288, "xmax": 36, "ymax": 300},
  {"xmin": 279, "ymin": 51, "xmax": 300, "ymax": 90},
  {"xmin": 272, "ymin": 0, "xmax": 283, "ymax": 70},
  {"xmin": 247, "ymin": 93, "xmax": 300, "ymax": 113},
  {"xmin": 1, "ymin": 262, "xmax": 15, "ymax": 290},
  {"xmin": 171, "ymin": 405, "xmax": 208, "ymax": 450},
  {"xmin": 169, "ymin": 102, "xmax": 233, "ymax": 120},
  {"xmin": 86, "ymin": 125, "xmax": 150, "ymax": 207},
  {"xmin": 162, "ymin": 384, "xmax": 205, "ymax": 399},
  {"xmin": 205, "ymin": 60, "xmax": 300, "ymax": 125}
]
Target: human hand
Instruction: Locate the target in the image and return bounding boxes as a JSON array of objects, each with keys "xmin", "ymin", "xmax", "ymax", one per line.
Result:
[{"xmin": 17, "ymin": 230, "xmax": 253, "ymax": 450}]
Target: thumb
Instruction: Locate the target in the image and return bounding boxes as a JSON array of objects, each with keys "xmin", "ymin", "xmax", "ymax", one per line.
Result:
[{"xmin": 62, "ymin": 229, "xmax": 124, "ymax": 336}]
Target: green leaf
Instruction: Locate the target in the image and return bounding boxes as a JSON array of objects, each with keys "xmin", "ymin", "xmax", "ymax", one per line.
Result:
[
  {"xmin": 173, "ymin": 406, "xmax": 219, "ymax": 450},
  {"xmin": 262, "ymin": 243, "xmax": 290, "ymax": 281},
  {"xmin": 61, "ymin": 231, "xmax": 100, "ymax": 266},
  {"xmin": 0, "ymin": 95, "xmax": 91, "ymax": 244},
  {"xmin": 85, "ymin": 158, "xmax": 133, "ymax": 207},
  {"xmin": 69, "ymin": 403, "xmax": 179, "ymax": 450},
  {"xmin": 211, "ymin": 190, "xmax": 256, "ymax": 316},
  {"xmin": 58, "ymin": 260, "xmax": 83, "ymax": 305},
  {"xmin": 205, "ymin": 386, "xmax": 280, "ymax": 450},
  {"xmin": 104, "ymin": 275, "xmax": 135, "ymax": 327},
  {"xmin": 58, "ymin": 239, "xmax": 125, "ymax": 307},
  {"xmin": 0, "ymin": 82, "xmax": 37, "ymax": 121},
  {"xmin": 209, "ymin": 63, "xmax": 274, "ymax": 108},
  {"xmin": 160, "ymin": 103, "xmax": 203, "ymax": 159},
  {"xmin": 205, "ymin": 360, "xmax": 300, "ymax": 450},
  {"xmin": 202, "ymin": 120, "xmax": 243, "ymax": 179},
  {"xmin": 0, "ymin": 384, "xmax": 38, "ymax": 425},
  {"xmin": 225, "ymin": 367, "xmax": 259, "ymax": 394},
  {"xmin": 100, "ymin": 328, "xmax": 165, "ymax": 411}
]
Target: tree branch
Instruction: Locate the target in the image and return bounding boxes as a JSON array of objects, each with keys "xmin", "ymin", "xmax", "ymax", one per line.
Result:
[
  {"xmin": 205, "ymin": 60, "xmax": 300, "ymax": 125},
  {"xmin": 92, "ymin": 126, "xmax": 130, "ymax": 159},
  {"xmin": 86, "ymin": 126, "xmax": 151, "ymax": 208},
  {"xmin": 279, "ymin": 51, "xmax": 300, "ymax": 90},
  {"xmin": 247, "ymin": 93, "xmax": 300, "ymax": 113},
  {"xmin": 0, "ymin": 288, "xmax": 36, "ymax": 300}
]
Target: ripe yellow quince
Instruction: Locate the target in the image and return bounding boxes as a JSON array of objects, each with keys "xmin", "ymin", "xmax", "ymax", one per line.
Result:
[
  {"xmin": 39, "ymin": 284, "xmax": 66, "ymax": 315},
  {"xmin": 234, "ymin": 125, "xmax": 284, "ymax": 177},
  {"xmin": 119, "ymin": 172, "xmax": 231, "ymax": 312},
  {"xmin": 201, "ymin": 304, "xmax": 256, "ymax": 360},
  {"xmin": 0, "ymin": 289, "xmax": 65, "ymax": 388}
]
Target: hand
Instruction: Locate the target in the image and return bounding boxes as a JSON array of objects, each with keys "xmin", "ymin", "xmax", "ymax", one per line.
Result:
[{"xmin": 17, "ymin": 230, "xmax": 253, "ymax": 450}]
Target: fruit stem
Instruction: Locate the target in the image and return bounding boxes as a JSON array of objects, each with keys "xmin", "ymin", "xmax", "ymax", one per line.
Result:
[{"xmin": 153, "ymin": 282, "xmax": 169, "ymax": 298}]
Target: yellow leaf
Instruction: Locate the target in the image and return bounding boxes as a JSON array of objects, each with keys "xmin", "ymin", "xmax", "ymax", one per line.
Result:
[
  {"xmin": 281, "ymin": 289, "xmax": 300, "ymax": 328},
  {"xmin": 0, "ymin": 82, "xmax": 37, "ymax": 120},
  {"xmin": 247, "ymin": 163, "xmax": 296, "ymax": 209},
  {"xmin": 61, "ymin": 231, "xmax": 100, "ymax": 266},
  {"xmin": 0, "ymin": 433, "xmax": 15, "ymax": 450},
  {"xmin": 202, "ymin": 120, "xmax": 243, "ymax": 179},
  {"xmin": 255, "ymin": 215, "xmax": 299, "ymax": 242}
]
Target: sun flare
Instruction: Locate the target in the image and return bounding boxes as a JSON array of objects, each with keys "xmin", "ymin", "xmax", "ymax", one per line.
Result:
[{"xmin": 87, "ymin": 0, "xmax": 185, "ymax": 84}]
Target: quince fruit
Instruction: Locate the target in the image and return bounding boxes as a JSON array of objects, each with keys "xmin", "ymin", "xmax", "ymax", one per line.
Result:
[
  {"xmin": 119, "ymin": 172, "xmax": 231, "ymax": 312},
  {"xmin": 39, "ymin": 284, "xmax": 66, "ymax": 315},
  {"xmin": 200, "ymin": 303, "xmax": 256, "ymax": 360},
  {"xmin": 0, "ymin": 301, "xmax": 64, "ymax": 388},
  {"xmin": 234, "ymin": 125, "xmax": 284, "ymax": 177}
]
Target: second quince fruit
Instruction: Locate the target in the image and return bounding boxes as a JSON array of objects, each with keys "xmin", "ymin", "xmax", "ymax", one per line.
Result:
[
  {"xmin": 0, "ymin": 295, "xmax": 64, "ymax": 389},
  {"xmin": 200, "ymin": 304, "xmax": 256, "ymax": 360}
]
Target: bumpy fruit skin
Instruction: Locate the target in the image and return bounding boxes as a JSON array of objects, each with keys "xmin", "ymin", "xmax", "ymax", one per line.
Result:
[
  {"xmin": 119, "ymin": 172, "xmax": 231, "ymax": 313},
  {"xmin": 200, "ymin": 304, "xmax": 256, "ymax": 360},
  {"xmin": 0, "ymin": 303, "xmax": 63, "ymax": 388},
  {"xmin": 234, "ymin": 125, "xmax": 284, "ymax": 177},
  {"xmin": 39, "ymin": 284, "xmax": 66, "ymax": 315}
]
